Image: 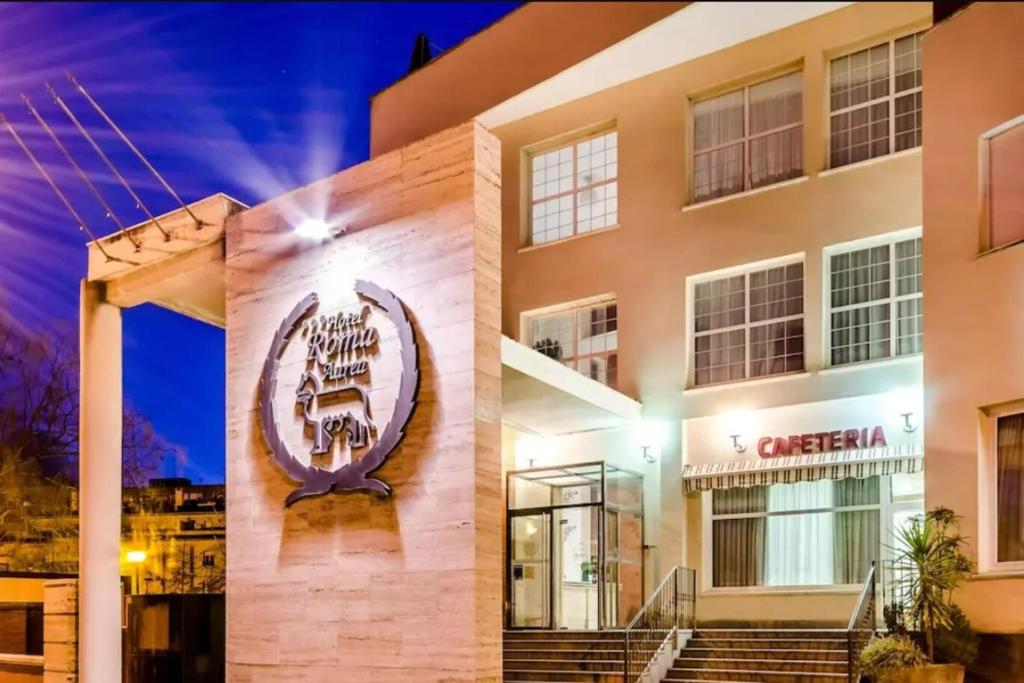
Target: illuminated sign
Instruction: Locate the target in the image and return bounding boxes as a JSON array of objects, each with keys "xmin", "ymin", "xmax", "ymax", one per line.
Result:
[
  {"xmin": 258, "ymin": 280, "xmax": 420, "ymax": 506},
  {"xmin": 757, "ymin": 426, "xmax": 887, "ymax": 458}
]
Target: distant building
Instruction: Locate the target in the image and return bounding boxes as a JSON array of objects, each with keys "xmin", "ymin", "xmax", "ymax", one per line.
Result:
[{"xmin": 0, "ymin": 479, "xmax": 225, "ymax": 595}]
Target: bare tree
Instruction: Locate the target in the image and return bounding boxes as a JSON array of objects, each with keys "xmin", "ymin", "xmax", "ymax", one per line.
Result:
[{"xmin": 0, "ymin": 313, "xmax": 166, "ymax": 572}]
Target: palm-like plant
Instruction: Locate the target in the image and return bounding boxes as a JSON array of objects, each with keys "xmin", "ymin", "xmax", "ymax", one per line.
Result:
[{"xmin": 891, "ymin": 507, "xmax": 973, "ymax": 660}]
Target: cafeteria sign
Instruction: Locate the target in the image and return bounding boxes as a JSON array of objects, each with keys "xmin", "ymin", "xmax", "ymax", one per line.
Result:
[
  {"xmin": 757, "ymin": 426, "xmax": 887, "ymax": 458},
  {"xmin": 258, "ymin": 280, "xmax": 420, "ymax": 506}
]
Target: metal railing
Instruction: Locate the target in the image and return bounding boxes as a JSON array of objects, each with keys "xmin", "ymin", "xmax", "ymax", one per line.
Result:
[
  {"xmin": 623, "ymin": 566, "xmax": 696, "ymax": 682},
  {"xmin": 846, "ymin": 561, "xmax": 877, "ymax": 683}
]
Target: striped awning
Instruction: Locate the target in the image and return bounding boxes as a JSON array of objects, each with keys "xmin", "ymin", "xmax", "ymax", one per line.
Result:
[{"xmin": 682, "ymin": 444, "xmax": 923, "ymax": 492}]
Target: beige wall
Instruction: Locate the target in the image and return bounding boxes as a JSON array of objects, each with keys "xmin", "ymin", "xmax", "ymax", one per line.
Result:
[
  {"xmin": 370, "ymin": 2, "xmax": 685, "ymax": 157},
  {"xmin": 922, "ymin": 2, "xmax": 1024, "ymax": 634},
  {"xmin": 225, "ymin": 122, "xmax": 502, "ymax": 681},
  {"xmin": 489, "ymin": 2, "xmax": 931, "ymax": 618}
]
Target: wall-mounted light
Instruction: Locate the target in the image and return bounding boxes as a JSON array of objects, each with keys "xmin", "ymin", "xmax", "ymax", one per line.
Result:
[
  {"xmin": 126, "ymin": 550, "xmax": 146, "ymax": 564},
  {"xmin": 901, "ymin": 412, "xmax": 918, "ymax": 433},
  {"xmin": 294, "ymin": 218, "xmax": 332, "ymax": 240},
  {"xmin": 729, "ymin": 434, "xmax": 747, "ymax": 453},
  {"xmin": 635, "ymin": 420, "xmax": 667, "ymax": 464}
]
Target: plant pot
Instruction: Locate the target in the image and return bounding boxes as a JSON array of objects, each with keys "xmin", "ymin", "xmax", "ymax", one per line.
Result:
[{"xmin": 876, "ymin": 663, "xmax": 965, "ymax": 683}]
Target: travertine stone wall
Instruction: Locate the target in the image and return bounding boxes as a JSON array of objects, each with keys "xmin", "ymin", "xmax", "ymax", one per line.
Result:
[
  {"xmin": 225, "ymin": 122, "xmax": 501, "ymax": 682},
  {"xmin": 43, "ymin": 579, "xmax": 77, "ymax": 683}
]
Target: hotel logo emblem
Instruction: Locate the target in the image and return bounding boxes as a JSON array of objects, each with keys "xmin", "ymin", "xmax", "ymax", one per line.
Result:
[{"xmin": 258, "ymin": 280, "xmax": 419, "ymax": 507}]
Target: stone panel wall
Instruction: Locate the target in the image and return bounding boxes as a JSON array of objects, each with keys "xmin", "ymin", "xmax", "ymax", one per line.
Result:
[{"xmin": 225, "ymin": 122, "xmax": 502, "ymax": 682}]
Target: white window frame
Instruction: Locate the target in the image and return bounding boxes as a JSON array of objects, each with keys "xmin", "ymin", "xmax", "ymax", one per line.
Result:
[
  {"xmin": 979, "ymin": 113, "xmax": 1024, "ymax": 254},
  {"xmin": 525, "ymin": 127, "xmax": 618, "ymax": 247},
  {"xmin": 828, "ymin": 31, "xmax": 924, "ymax": 169},
  {"xmin": 521, "ymin": 295, "xmax": 619, "ymax": 388},
  {"xmin": 691, "ymin": 70, "xmax": 804, "ymax": 203},
  {"xmin": 979, "ymin": 401, "xmax": 1024, "ymax": 576},
  {"xmin": 699, "ymin": 478, "xmax": 888, "ymax": 594},
  {"xmin": 686, "ymin": 253, "xmax": 805, "ymax": 389},
  {"xmin": 823, "ymin": 227, "xmax": 923, "ymax": 369}
]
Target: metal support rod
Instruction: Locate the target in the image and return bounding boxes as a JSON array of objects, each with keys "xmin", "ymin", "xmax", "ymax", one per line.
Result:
[
  {"xmin": 47, "ymin": 84, "xmax": 171, "ymax": 241},
  {"xmin": 68, "ymin": 73, "xmax": 203, "ymax": 230},
  {"xmin": 22, "ymin": 93, "xmax": 141, "ymax": 250},
  {"xmin": 0, "ymin": 113, "xmax": 118, "ymax": 262}
]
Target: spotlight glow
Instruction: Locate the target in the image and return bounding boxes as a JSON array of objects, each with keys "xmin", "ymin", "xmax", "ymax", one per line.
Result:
[
  {"xmin": 295, "ymin": 218, "xmax": 331, "ymax": 239},
  {"xmin": 126, "ymin": 550, "xmax": 147, "ymax": 564}
]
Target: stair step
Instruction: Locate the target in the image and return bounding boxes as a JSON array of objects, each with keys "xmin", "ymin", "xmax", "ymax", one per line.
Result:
[
  {"xmin": 666, "ymin": 667, "xmax": 846, "ymax": 682},
  {"xmin": 506, "ymin": 649, "xmax": 625, "ymax": 661},
  {"xmin": 682, "ymin": 648, "xmax": 847, "ymax": 662},
  {"xmin": 503, "ymin": 670, "xmax": 623, "ymax": 682},
  {"xmin": 687, "ymin": 638, "xmax": 848, "ymax": 651},
  {"xmin": 676, "ymin": 657, "xmax": 845, "ymax": 673},
  {"xmin": 506, "ymin": 640, "xmax": 626, "ymax": 651},
  {"xmin": 504, "ymin": 659, "xmax": 624, "ymax": 672},
  {"xmin": 696, "ymin": 629, "xmax": 846, "ymax": 639}
]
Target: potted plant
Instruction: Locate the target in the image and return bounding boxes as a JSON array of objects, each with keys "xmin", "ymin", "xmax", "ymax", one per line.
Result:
[{"xmin": 863, "ymin": 507, "xmax": 977, "ymax": 682}]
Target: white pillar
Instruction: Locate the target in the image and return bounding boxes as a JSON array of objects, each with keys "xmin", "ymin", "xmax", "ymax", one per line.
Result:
[{"xmin": 79, "ymin": 280, "xmax": 122, "ymax": 683}]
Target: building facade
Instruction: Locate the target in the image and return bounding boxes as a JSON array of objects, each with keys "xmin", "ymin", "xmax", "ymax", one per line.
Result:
[
  {"xmin": 922, "ymin": 1, "xmax": 1024, "ymax": 670},
  {"xmin": 370, "ymin": 0, "xmax": 1019, "ymax": 662}
]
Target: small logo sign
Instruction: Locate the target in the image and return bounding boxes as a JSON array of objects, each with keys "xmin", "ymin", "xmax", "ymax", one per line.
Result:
[{"xmin": 258, "ymin": 280, "xmax": 419, "ymax": 507}]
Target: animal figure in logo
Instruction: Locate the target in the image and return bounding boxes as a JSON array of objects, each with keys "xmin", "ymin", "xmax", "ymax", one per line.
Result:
[{"xmin": 294, "ymin": 370, "xmax": 375, "ymax": 458}]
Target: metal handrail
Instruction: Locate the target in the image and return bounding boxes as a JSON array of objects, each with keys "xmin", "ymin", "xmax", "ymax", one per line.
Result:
[
  {"xmin": 846, "ymin": 561, "xmax": 877, "ymax": 683},
  {"xmin": 623, "ymin": 566, "xmax": 696, "ymax": 682}
]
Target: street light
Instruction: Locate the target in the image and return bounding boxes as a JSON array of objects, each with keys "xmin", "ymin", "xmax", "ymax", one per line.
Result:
[{"xmin": 126, "ymin": 550, "xmax": 146, "ymax": 595}]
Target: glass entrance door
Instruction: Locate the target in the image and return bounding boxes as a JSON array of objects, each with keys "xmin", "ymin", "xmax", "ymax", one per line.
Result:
[{"xmin": 510, "ymin": 512, "xmax": 551, "ymax": 628}]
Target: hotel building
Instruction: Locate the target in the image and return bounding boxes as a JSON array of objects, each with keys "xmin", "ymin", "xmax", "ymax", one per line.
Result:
[
  {"xmin": 62, "ymin": 2, "xmax": 1023, "ymax": 682},
  {"xmin": 370, "ymin": 0, "xmax": 1022, "ymax": 678}
]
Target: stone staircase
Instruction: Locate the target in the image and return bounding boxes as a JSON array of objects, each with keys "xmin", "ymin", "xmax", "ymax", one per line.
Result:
[
  {"xmin": 665, "ymin": 629, "xmax": 850, "ymax": 683},
  {"xmin": 503, "ymin": 630, "xmax": 627, "ymax": 682}
]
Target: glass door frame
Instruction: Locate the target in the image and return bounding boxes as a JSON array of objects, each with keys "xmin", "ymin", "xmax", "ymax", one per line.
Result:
[{"xmin": 505, "ymin": 461, "xmax": 644, "ymax": 630}]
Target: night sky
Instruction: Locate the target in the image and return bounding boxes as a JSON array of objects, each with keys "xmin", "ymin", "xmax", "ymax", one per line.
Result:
[{"xmin": 0, "ymin": 2, "xmax": 517, "ymax": 483}]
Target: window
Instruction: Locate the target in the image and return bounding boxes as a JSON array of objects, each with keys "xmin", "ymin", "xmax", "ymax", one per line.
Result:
[
  {"xmin": 528, "ymin": 300, "xmax": 618, "ymax": 387},
  {"xmin": 827, "ymin": 234, "xmax": 922, "ymax": 366},
  {"xmin": 982, "ymin": 115, "xmax": 1024, "ymax": 251},
  {"xmin": 528, "ymin": 130, "xmax": 618, "ymax": 246},
  {"xmin": 996, "ymin": 412, "xmax": 1024, "ymax": 563},
  {"xmin": 692, "ymin": 260, "xmax": 803, "ymax": 387},
  {"xmin": 711, "ymin": 478, "xmax": 880, "ymax": 588},
  {"xmin": 693, "ymin": 71, "xmax": 803, "ymax": 203},
  {"xmin": 202, "ymin": 553, "xmax": 216, "ymax": 568},
  {"xmin": 829, "ymin": 31, "xmax": 923, "ymax": 168}
]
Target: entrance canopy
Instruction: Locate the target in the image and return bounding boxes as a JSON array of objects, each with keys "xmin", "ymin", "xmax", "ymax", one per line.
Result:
[
  {"xmin": 501, "ymin": 335, "xmax": 641, "ymax": 436},
  {"xmin": 682, "ymin": 443, "xmax": 923, "ymax": 492}
]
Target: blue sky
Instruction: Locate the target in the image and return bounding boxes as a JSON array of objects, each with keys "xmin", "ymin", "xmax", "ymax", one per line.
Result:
[{"xmin": 0, "ymin": 2, "xmax": 517, "ymax": 483}]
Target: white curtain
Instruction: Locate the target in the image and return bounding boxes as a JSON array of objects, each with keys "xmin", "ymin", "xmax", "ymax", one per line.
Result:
[
  {"xmin": 765, "ymin": 480, "xmax": 835, "ymax": 586},
  {"xmin": 749, "ymin": 71, "xmax": 803, "ymax": 188},
  {"xmin": 693, "ymin": 89, "xmax": 744, "ymax": 201}
]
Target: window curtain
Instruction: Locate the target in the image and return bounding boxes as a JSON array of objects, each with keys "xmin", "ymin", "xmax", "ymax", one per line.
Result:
[
  {"xmin": 998, "ymin": 413, "xmax": 1024, "ymax": 562},
  {"xmin": 712, "ymin": 487, "xmax": 766, "ymax": 587},
  {"xmin": 693, "ymin": 90, "xmax": 745, "ymax": 201},
  {"xmin": 765, "ymin": 481, "xmax": 835, "ymax": 586},
  {"xmin": 833, "ymin": 478, "xmax": 880, "ymax": 583},
  {"xmin": 748, "ymin": 71, "xmax": 803, "ymax": 189}
]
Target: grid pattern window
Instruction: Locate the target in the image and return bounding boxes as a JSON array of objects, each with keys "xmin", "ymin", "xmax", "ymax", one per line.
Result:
[
  {"xmin": 829, "ymin": 31, "xmax": 923, "ymax": 168},
  {"xmin": 983, "ymin": 116, "xmax": 1024, "ymax": 251},
  {"xmin": 692, "ymin": 261, "xmax": 803, "ymax": 387},
  {"xmin": 529, "ymin": 301, "xmax": 618, "ymax": 388},
  {"xmin": 529, "ymin": 130, "xmax": 618, "ymax": 246},
  {"xmin": 828, "ymin": 235, "xmax": 922, "ymax": 366},
  {"xmin": 693, "ymin": 71, "xmax": 803, "ymax": 203},
  {"xmin": 711, "ymin": 478, "xmax": 880, "ymax": 588},
  {"xmin": 996, "ymin": 412, "xmax": 1024, "ymax": 564}
]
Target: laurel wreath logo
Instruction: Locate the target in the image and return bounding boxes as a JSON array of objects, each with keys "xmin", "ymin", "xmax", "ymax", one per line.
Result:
[{"xmin": 257, "ymin": 280, "xmax": 420, "ymax": 507}]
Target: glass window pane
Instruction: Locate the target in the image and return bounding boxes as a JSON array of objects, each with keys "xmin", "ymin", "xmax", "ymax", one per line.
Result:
[
  {"xmin": 894, "ymin": 32, "xmax": 923, "ymax": 93},
  {"xmin": 750, "ymin": 127, "xmax": 803, "ymax": 189},
  {"xmin": 532, "ymin": 313, "xmax": 574, "ymax": 361},
  {"xmin": 831, "ymin": 303, "xmax": 891, "ymax": 365},
  {"xmin": 896, "ymin": 298, "xmax": 923, "ymax": 356},
  {"xmin": 693, "ymin": 143, "xmax": 744, "ymax": 203},
  {"xmin": 894, "ymin": 91, "xmax": 922, "ymax": 152},
  {"xmin": 749, "ymin": 263, "xmax": 803, "ymax": 323},
  {"xmin": 997, "ymin": 413, "xmax": 1024, "ymax": 563},
  {"xmin": 831, "ymin": 245, "xmax": 891, "ymax": 308},
  {"xmin": 895, "ymin": 238, "xmax": 923, "ymax": 295},
  {"xmin": 749, "ymin": 72, "xmax": 802, "ymax": 135},
  {"xmin": 694, "ymin": 89, "xmax": 745, "ymax": 151},
  {"xmin": 694, "ymin": 275, "xmax": 745, "ymax": 332},
  {"xmin": 989, "ymin": 121, "xmax": 1024, "ymax": 249},
  {"xmin": 694, "ymin": 329, "xmax": 745, "ymax": 386}
]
